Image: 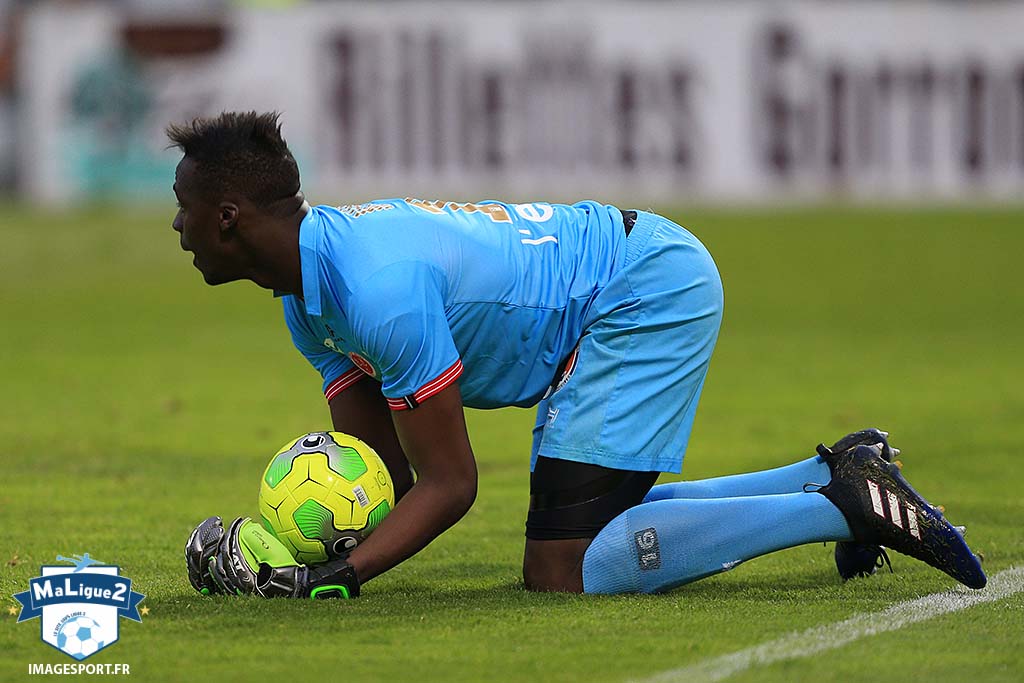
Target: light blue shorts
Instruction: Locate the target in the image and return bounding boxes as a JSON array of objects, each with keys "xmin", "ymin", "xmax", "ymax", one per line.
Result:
[{"xmin": 531, "ymin": 211, "xmax": 723, "ymax": 474}]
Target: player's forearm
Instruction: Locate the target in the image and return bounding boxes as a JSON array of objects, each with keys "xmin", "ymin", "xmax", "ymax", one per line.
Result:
[
  {"xmin": 344, "ymin": 475, "xmax": 476, "ymax": 583},
  {"xmin": 329, "ymin": 383, "xmax": 414, "ymax": 499},
  {"xmin": 342, "ymin": 382, "xmax": 477, "ymax": 586}
]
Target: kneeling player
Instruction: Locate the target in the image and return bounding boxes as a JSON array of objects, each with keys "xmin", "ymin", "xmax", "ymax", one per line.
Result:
[{"xmin": 171, "ymin": 112, "xmax": 984, "ymax": 598}]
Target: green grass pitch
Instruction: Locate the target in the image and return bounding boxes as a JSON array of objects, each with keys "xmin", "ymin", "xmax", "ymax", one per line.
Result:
[{"xmin": 1, "ymin": 205, "xmax": 1022, "ymax": 681}]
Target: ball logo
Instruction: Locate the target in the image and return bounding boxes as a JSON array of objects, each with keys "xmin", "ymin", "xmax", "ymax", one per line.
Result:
[
  {"xmin": 348, "ymin": 352, "xmax": 378, "ymax": 378},
  {"xmin": 12, "ymin": 554, "xmax": 145, "ymax": 660},
  {"xmin": 331, "ymin": 536, "xmax": 359, "ymax": 556},
  {"xmin": 302, "ymin": 434, "xmax": 326, "ymax": 449}
]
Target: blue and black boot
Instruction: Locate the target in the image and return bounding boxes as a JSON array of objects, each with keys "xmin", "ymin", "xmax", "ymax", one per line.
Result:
[
  {"xmin": 827, "ymin": 429, "xmax": 898, "ymax": 580},
  {"xmin": 813, "ymin": 437, "xmax": 985, "ymax": 589}
]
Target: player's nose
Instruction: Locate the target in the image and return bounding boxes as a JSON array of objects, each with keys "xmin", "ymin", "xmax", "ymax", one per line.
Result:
[{"xmin": 171, "ymin": 214, "xmax": 189, "ymax": 251}]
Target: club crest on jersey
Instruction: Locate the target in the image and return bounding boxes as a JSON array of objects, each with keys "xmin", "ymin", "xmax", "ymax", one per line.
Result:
[{"xmin": 348, "ymin": 352, "xmax": 378, "ymax": 378}]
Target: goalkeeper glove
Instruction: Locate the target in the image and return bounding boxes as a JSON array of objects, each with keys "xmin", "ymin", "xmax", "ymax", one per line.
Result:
[{"xmin": 185, "ymin": 516, "xmax": 360, "ymax": 599}]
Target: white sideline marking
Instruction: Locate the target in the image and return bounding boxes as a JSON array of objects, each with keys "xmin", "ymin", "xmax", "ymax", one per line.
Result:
[{"xmin": 633, "ymin": 566, "xmax": 1024, "ymax": 683}]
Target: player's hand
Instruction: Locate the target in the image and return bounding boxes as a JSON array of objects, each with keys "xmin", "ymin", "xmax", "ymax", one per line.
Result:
[
  {"xmin": 819, "ymin": 428, "xmax": 900, "ymax": 462},
  {"xmin": 207, "ymin": 517, "xmax": 307, "ymax": 598},
  {"xmin": 185, "ymin": 516, "xmax": 227, "ymax": 595}
]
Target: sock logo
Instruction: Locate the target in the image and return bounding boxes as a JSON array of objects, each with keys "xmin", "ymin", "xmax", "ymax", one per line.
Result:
[{"xmin": 634, "ymin": 527, "xmax": 661, "ymax": 571}]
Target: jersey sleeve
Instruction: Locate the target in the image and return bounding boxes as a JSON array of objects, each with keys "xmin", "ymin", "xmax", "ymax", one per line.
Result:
[
  {"xmin": 282, "ymin": 295, "xmax": 365, "ymax": 401},
  {"xmin": 347, "ymin": 262, "xmax": 462, "ymax": 410}
]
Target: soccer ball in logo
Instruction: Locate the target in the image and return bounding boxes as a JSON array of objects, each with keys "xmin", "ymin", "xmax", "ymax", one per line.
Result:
[
  {"xmin": 56, "ymin": 616, "xmax": 106, "ymax": 660},
  {"xmin": 258, "ymin": 431, "xmax": 394, "ymax": 564}
]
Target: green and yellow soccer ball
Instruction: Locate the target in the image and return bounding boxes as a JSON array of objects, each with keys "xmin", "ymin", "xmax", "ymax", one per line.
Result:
[{"xmin": 258, "ymin": 431, "xmax": 394, "ymax": 564}]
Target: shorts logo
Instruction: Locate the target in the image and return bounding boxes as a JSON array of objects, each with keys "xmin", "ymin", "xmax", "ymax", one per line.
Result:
[
  {"xmin": 348, "ymin": 352, "xmax": 378, "ymax": 378},
  {"xmin": 554, "ymin": 348, "xmax": 578, "ymax": 394},
  {"xmin": 634, "ymin": 528, "xmax": 661, "ymax": 571},
  {"xmin": 543, "ymin": 346, "xmax": 579, "ymax": 400},
  {"xmin": 13, "ymin": 554, "xmax": 145, "ymax": 660}
]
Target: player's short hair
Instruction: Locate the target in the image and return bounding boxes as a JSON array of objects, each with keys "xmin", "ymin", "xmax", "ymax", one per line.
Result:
[{"xmin": 166, "ymin": 111, "xmax": 300, "ymax": 207}]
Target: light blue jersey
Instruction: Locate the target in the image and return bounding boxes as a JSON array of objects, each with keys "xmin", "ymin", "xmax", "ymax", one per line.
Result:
[
  {"xmin": 284, "ymin": 199, "xmax": 626, "ymax": 410},
  {"xmin": 285, "ymin": 199, "xmax": 723, "ymax": 474}
]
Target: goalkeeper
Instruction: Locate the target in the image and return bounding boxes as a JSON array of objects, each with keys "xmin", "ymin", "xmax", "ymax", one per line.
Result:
[{"xmin": 171, "ymin": 112, "xmax": 985, "ymax": 599}]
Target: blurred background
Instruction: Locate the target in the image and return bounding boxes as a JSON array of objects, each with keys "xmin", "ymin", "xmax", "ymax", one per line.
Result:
[
  {"xmin": 2, "ymin": 7, "xmax": 1022, "ymax": 678},
  {"xmin": 1, "ymin": 0, "xmax": 1022, "ymax": 206}
]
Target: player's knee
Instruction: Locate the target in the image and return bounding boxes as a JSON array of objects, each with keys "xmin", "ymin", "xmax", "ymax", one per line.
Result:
[
  {"xmin": 522, "ymin": 538, "xmax": 589, "ymax": 593},
  {"xmin": 523, "ymin": 558, "xmax": 580, "ymax": 593}
]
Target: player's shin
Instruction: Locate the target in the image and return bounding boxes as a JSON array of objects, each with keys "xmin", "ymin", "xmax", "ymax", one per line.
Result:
[
  {"xmin": 642, "ymin": 429, "xmax": 896, "ymax": 503},
  {"xmin": 581, "ymin": 493, "xmax": 853, "ymax": 594},
  {"xmin": 642, "ymin": 455, "xmax": 832, "ymax": 501}
]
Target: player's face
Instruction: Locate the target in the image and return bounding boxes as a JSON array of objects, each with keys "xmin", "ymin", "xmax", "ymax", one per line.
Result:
[{"xmin": 171, "ymin": 158, "xmax": 243, "ymax": 285}]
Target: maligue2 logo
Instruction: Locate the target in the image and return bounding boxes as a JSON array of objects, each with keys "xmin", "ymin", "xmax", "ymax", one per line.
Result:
[{"xmin": 13, "ymin": 554, "xmax": 145, "ymax": 661}]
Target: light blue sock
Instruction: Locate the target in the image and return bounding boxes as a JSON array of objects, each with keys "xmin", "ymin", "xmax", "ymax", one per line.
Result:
[
  {"xmin": 582, "ymin": 492, "xmax": 853, "ymax": 594},
  {"xmin": 643, "ymin": 455, "xmax": 831, "ymax": 501}
]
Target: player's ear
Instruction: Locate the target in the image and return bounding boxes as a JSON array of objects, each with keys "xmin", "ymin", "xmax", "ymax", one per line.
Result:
[{"xmin": 218, "ymin": 202, "xmax": 239, "ymax": 233}]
